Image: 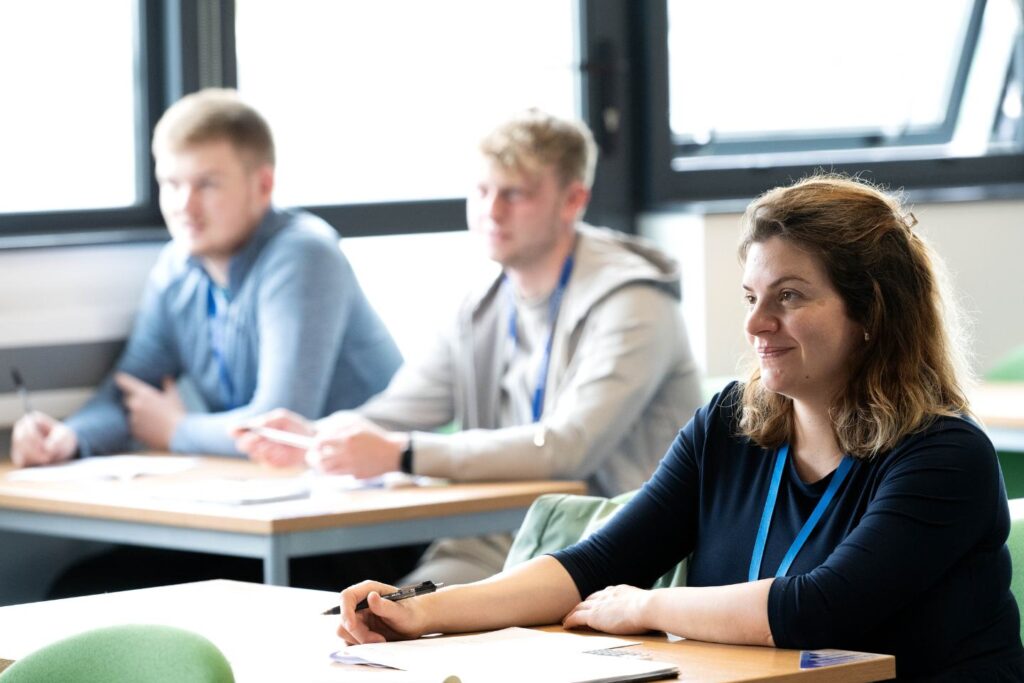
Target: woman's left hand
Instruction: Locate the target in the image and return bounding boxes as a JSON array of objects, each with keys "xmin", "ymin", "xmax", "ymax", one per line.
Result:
[{"xmin": 561, "ymin": 584, "xmax": 654, "ymax": 635}]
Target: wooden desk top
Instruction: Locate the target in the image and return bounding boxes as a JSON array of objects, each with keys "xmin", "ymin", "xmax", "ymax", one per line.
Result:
[
  {"xmin": 0, "ymin": 580, "xmax": 895, "ymax": 682},
  {"xmin": 972, "ymin": 381, "xmax": 1024, "ymax": 430},
  {"xmin": 0, "ymin": 457, "xmax": 585, "ymax": 535}
]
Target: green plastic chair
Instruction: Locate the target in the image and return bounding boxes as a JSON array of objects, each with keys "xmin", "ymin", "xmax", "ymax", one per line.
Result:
[
  {"xmin": 505, "ymin": 491, "xmax": 687, "ymax": 588},
  {"xmin": 1008, "ymin": 500, "xmax": 1024, "ymax": 645},
  {"xmin": 0, "ymin": 624, "xmax": 234, "ymax": 683},
  {"xmin": 985, "ymin": 346, "xmax": 1024, "ymax": 497},
  {"xmin": 987, "ymin": 346, "xmax": 1024, "ymax": 383}
]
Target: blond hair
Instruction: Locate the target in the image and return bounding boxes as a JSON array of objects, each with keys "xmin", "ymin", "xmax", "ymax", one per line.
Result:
[
  {"xmin": 152, "ymin": 88, "xmax": 274, "ymax": 167},
  {"xmin": 737, "ymin": 174, "xmax": 972, "ymax": 458},
  {"xmin": 479, "ymin": 108, "xmax": 597, "ymax": 188}
]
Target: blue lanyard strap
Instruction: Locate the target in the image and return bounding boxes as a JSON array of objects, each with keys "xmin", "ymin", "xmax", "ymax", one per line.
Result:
[
  {"xmin": 748, "ymin": 443, "xmax": 854, "ymax": 582},
  {"xmin": 506, "ymin": 253, "xmax": 575, "ymax": 423},
  {"xmin": 207, "ymin": 284, "xmax": 240, "ymax": 410}
]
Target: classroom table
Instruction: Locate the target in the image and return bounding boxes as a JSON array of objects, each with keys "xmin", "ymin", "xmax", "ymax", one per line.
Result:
[
  {"xmin": 0, "ymin": 457, "xmax": 584, "ymax": 586},
  {"xmin": 0, "ymin": 579, "xmax": 896, "ymax": 682}
]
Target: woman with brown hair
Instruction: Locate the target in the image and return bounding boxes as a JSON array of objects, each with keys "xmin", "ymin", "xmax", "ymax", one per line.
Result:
[{"xmin": 335, "ymin": 175, "xmax": 1023, "ymax": 681}]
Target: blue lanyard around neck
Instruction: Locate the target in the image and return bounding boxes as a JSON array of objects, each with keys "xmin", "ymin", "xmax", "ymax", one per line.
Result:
[
  {"xmin": 748, "ymin": 443, "xmax": 854, "ymax": 582},
  {"xmin": 506, "ymin": 253, "xmax": 575, "ymax": 423},
  {"xmin": 207, "ymin": 284, "xmax": 240, "ymax": 410}
]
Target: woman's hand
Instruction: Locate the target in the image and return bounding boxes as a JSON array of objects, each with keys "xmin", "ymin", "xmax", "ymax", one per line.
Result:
[
  {"xmin": 561, "ymin": 584, "xmax": 654, "ymax": 635},
  {"xmin": 335, "ymin": 580, "xmax": 431, "ymax": 645}
]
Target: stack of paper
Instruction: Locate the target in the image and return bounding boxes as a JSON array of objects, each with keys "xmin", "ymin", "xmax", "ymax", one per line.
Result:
[{"xmin": 335, "ymin": 627, "xmax": 679, "ymax": 683}]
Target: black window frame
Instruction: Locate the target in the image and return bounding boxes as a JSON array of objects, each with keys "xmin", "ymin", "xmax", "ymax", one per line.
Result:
[
  {"xmin": 4, "ymin": 0, "xmax": 1020, "ymax": 249},
  {"xmin": 638, "ymin": 0, "xmax": 1024, "ymax": 206},
  {"xmin": 0, "ymin": 0, "xmax": 635, "ymax": 245}
]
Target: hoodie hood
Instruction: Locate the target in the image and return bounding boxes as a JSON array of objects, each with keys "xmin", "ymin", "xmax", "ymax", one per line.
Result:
[{"xmin": 465, "ymin": 222, "xmax": 682, "ymax": 332}]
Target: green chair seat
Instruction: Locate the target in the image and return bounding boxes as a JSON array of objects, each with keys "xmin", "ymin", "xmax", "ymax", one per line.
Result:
[
  {"xmin": 0, "ymin": 624, "xmax": 234, "ymax": 683},
  {"xmin": 505, "ymin": 490, "xmax": 686, "ymax": 588}
]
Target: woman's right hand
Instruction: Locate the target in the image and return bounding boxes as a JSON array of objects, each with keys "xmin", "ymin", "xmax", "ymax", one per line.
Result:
[
  {"xmin": 335, "ymin": 580, "xmax": 432, "ymax": 645},
  {"xmin": 231, "ymin": 408, "xmax": 314, "ymax": 468}
]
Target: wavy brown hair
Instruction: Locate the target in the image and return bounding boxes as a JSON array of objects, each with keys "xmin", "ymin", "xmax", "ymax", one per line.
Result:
[{"xmin": 737, "ymin": 174, "xmax": 971, "ymax": 458}]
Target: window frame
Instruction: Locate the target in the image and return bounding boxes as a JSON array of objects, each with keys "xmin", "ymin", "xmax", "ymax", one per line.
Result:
[
  {"xmin": 5, "ymin": 0, "xmax": 1019, "ymax": 248},
  {"xmin": 638, "ymin": 0, "xmax": 1024, "ymax": 206},
  {"xmin": 0, "ymin": 0, "xmax": 628, "ymax": 245}
]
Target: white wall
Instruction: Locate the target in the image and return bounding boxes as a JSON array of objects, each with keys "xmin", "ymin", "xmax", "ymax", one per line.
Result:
[
  {"xmin": 1, "ymin": 198, "xmax": 1022, "ymax": 429},
  {"xmin": 640, "ymin": 198, "xmax": 1024, "ymax": 380},
  {"xmin": 0, "ymin": 242, "xmax": 163, "ymax": 426}
]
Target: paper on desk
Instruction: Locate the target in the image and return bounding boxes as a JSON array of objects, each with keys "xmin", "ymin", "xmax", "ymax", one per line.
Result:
[
  {"xmin": 149, "ymin": 477, "xmax": 312, "ymax": 505},
  {"xmin": 310, "ymin": 471, "xmax": 448, "ymax": 492},
  {"xmin": 6, "ymin": 455, "xmax": 199, "ymax": 483},
  {"xmin": 144, "ymin": 470, "xmax": 448, "ymax": 506},
  {"xmin": 337, "ymin": 627, "xmax": 679, "ymax": 683}
]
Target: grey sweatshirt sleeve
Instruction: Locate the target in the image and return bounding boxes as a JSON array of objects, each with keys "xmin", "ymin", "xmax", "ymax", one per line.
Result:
[
  {"xmin": 411, "ymin": 285, "xmax": 693, "ymax": 481},
  {"xmin": 169, "ymin": 231, "xmax": 356, "ymax": 455},
  {"xmin": 65, "ymin": 258, "xmax": 181, "ymax": 457}
]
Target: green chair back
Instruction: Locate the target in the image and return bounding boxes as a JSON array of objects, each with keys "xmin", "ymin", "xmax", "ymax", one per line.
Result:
[
  {"xmin": 0, "ymin": 624, "xmax": 234, "ymax": 683},
  {"xmin": 985, "ymin": 347, "xmax": 1024, "ymax": 496},
  {"xmin": 1009, "ymin": 500, "xmax": 1024, "ymax": 646},
  {"xmin": 505, "ymin": 491, "xmax": 686, "ymax": 588},
  {"xmin": 987, "ymin": 346, "xmax": 1024, "ymax": 383}
]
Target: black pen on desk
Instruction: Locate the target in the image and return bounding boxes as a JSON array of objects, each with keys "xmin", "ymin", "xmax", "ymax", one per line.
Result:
[
  {"xmin": 322, "ymin": 580, "xmax": 444, "ymax": 616},
  {"xmin": 10, "ymin": 368, "xmax": 36, "ymax": 421}
]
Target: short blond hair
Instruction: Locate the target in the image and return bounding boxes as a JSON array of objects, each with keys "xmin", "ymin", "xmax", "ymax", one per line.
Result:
[
  {"xmin": 479, "ymin": 108, "xmax": 597, "ymax": 189},
  {"xmin": 152, "ymin": 88, "xmax": 274, "ymax": 167}
]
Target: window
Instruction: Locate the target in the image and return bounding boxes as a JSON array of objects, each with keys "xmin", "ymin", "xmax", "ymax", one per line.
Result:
[
  {"xmin": 0, "ymin": 0, "xmax": 140, "ymax": 214},
  {"xmin": 644, "ymin": 0, "xmax": 1024, "ymax": 202},
  {"xmin": 235, "ymin": 0, "xmax": 580, "ymax": 209},
  {"xmin": 669, "ymin": 0, "xmax": 972, "ymax": 161}
]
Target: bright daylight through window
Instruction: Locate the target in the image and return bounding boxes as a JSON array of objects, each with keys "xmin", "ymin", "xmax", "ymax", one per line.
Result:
[
  {"xmin": 235, "ymin": 0, "xmax": 580, "ymax": 208},
  {"xmin": 0, "ymin": 0, "xmax": 138, "ymax": 214},
  {"xmin": 667, "ymin": 0, "xmax": 1023, "ymax": 169}
]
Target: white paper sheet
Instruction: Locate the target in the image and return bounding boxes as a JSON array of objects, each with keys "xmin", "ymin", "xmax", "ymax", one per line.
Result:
[
  {"xmin": 5, "ymin": 455, "xmax": 199, "ymax": 483},
  {"xmin": 338, "ymin": 627, "xmax": 678, "ymax": 683}
]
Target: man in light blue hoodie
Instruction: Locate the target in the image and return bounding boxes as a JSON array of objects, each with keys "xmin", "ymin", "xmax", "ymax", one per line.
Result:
[{"xmin": 11, "ymin": 88, "xmax": 401, "ymax": 463}]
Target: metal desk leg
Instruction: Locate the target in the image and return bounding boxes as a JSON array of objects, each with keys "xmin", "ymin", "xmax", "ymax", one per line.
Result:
[{"xmin": 263, "ymin": 540, "xmax": 289, "ymax": 586}]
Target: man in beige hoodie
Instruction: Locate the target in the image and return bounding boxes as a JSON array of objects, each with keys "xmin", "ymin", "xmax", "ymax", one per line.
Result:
[{"xmin": 237, "ymin": 109, "xmax": 702, "ymax": 585}]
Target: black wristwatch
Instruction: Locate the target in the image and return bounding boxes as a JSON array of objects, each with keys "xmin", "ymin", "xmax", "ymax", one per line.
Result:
[{"xmin": 399, "ymin": 434, "xmax": 414, "ymax": 474}]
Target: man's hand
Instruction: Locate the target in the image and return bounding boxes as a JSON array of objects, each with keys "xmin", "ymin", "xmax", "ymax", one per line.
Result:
[
  {"xmin": 231, "ymin": 408, "xmax": 314, "ymax": 468},
  {"xmin": 10, "ymin": 412, "xmax": 78, "ymax": 467},
  {"xmin": 115, "ymin": 372, "xmax": 185, "ymax": 451},
  {"xmin": 315, "ymin": 415, "xmax": 406, "ymax": 478}
]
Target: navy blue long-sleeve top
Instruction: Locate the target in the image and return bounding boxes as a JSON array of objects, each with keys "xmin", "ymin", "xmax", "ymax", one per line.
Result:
[{"xmin": 554, "ymin": 383, "xmax": 1024, "ymax": 680}]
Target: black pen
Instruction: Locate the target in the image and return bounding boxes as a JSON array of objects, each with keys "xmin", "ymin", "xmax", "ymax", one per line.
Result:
[
  {"xmin": 322, "ymin": 580, "xmax": 444, "ymax": 615},
  {"xmin": 10, "ymin": 368, "xmax": 35, "ymax": 416}
]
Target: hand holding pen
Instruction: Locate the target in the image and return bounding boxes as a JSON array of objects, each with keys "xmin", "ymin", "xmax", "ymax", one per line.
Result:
[
  {"xmin": 9, "ymin": 368, "xmax": 77, "ymax": 467},
  {"xmin": 333, "ymin": 580, "xmax": 444, "ymax": 645},
  {"xmin": 324, "ymin": 580, "xmax": 444, "ymax": 615},
  {"xmin": 231, "ymin": 408, "xmax": 316, "ymax": 469}
]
